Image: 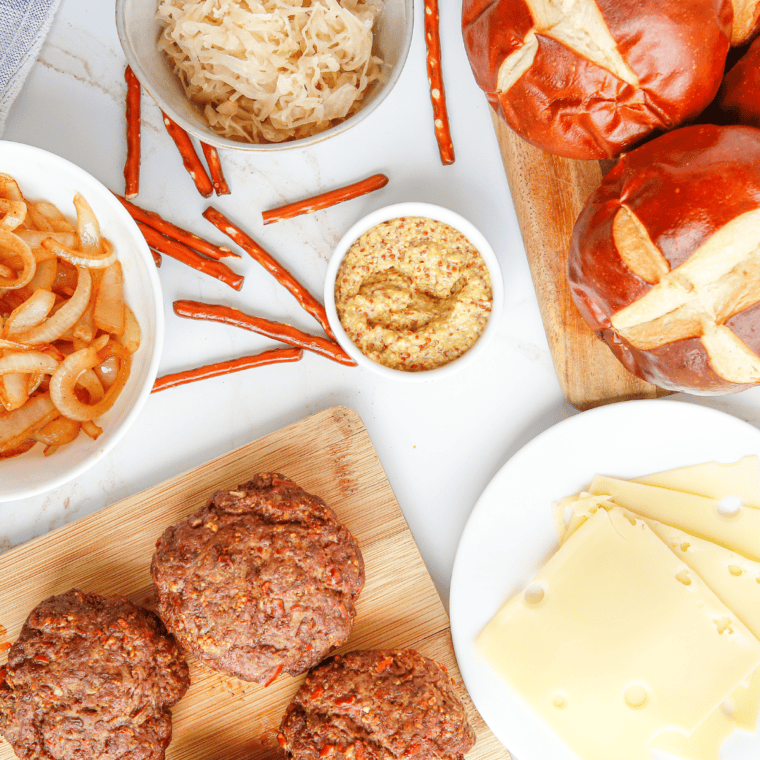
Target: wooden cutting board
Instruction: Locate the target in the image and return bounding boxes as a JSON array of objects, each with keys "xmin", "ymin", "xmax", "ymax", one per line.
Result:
[
  {"xmin": 0, "ymin": 406, "xmax": 510, "ymax": 760},
  {"xmin": 490, "ymin": 110, "xmax": 670, "ymax": 411}
]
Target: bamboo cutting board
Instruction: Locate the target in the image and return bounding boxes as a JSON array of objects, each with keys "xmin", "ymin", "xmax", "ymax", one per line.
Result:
[
  {"xmin": 0, "ymin": 406, "xmax": 509, "ymax": 760},
  {"xmin": 490, "ymin": 110, "xmax": 670, "ymax": 410}
]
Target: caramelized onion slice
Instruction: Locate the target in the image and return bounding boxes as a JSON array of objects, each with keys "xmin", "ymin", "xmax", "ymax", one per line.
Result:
[
  {"xmin": 34, "ymin": 416, "xmax": 80, "ymax": 447},
  {"xmin": 119, "ymin": 306, "xmax": 141, "ymax": 354},
  {"xmin": 0, "ymin": 351, "xmax": 59, "ymax": 377},
  {"xmin": 41, "ymin": 236, "xmax": 117, "ymax": 268},
  {"xmin": 0, "ymin": 373, "xmax": 27, "ymax": 411},
  {"xmin": 3, "ymin": 288, "xmax": 56, "ymax": 335},
  {"xmin": 49, "ymin": 342, "xmax": 130, "ymax": 421},
  {"xmin": 73, "ymin": 193, "xmax": 100, "ymax": 252},
  {"xmin": 93, "ymin": 261, "xmax": 125, "ymax": 336},
  {"xmin": 0, "ymin": 199, "xmax": 26, "ymax": 231},
  {"xmin": 13, "ymin": 267, "xmax": 91, "ymax": 345},
  {"xmin": 0, "ymin": 438, "xmax": 36, "ymax": 458},
  {"xmin": 0, "ymin": 351, "xmax": 58, "ymax": 412},
  {"xmin": 22, "ymin": 257, "xmax": 57, "ymax": 295},
  {"xmin": 16, "ymin": 230, "xmax": 77, "ymax": 260},
  {"xmin": 81, "ymin": 419, "xmax": 103, "ymax": 440},
  {"xmin": 0, "ymin": 392, "xmax": 56, "ymax": 447},
  {"xmin": 0, "ymin": 337, "xmax": 35, "ymax": 352},
  {"xmin": 0, "ymin": 230, "xmax": 36, "ymax": 289},
  {"xmin": 77, "ymin": 368, "xmax": 104, "ymax": 402},
  {"xmin": 0, "ymin": 174, "xmax": 23, "ymax": 202}
]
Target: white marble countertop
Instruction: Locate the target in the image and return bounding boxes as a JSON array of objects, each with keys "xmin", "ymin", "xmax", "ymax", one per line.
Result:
[{"xmin": 3, "ymin": 0, "xmax": 760, "ymax": 609}]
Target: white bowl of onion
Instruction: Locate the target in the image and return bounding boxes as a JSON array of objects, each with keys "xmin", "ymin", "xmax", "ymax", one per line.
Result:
[
  {"xmin": 0, "ymin": 141, "xmax": 163, "ymax": 502},
  {"xmin": 115, "ymin": 0, "xmax": 414, "ymax": 150}
]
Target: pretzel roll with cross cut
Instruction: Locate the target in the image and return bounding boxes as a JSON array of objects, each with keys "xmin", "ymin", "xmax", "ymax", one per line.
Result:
[
  {"xmin": 569, "ymin": 124, "xmax": 760, "ymax": 395},
  {"xmin": 461, "ymin": 0, "xmax": 732, "ymax": 160}
]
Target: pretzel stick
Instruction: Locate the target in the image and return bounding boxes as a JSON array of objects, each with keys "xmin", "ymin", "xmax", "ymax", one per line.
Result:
[
  {"xmin": 202, "ymin": 206, "xmax": 335, "ymax": 338},
  {"xmin": 173, "ymin": 300, "xmax": 356, "ymax": 366},
  {"xmin": 161, "ymin": 112, "xmax": 215, "ymax": 198},
  {"xmin": 262, "ymin": 173, "xmax": 389, "ymax": 225},
  {"xmin": 123, "ymin": 67, "xmax": 141, "ymax": 199},
  {"xmin": 114, "ymin": 194, "xmax": 239, "ymax": 260},
  {"xmin": 152, "ymin": 347, "xmax": 303, "ymax": 392},
  {"xmin": 137, "ymin": 223, "xmax": 244, "ymax": 291},
  {"xmin": 201, "ymin": 143, "xmax": 231, "ymax": 196},
  {"xmin": 424, "ymin": 0, "xmax": 455, "ymax": 165},
  {"xmin": 150, "ymin": 249, "xmax": 162, "ymax": 267}
]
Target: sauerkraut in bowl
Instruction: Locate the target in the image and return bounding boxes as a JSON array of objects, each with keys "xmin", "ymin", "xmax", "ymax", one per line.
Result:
[{"xmin": 156, "ymin": 0, "xmax": 386, "ymax": 144}]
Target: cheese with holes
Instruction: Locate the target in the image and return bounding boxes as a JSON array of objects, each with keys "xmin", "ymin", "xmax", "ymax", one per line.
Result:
[
  {"xmin": 552, "ymin": 473, "xmax": 760, "ymax": 759},
  {"xmin": 647, "ymin": 518, "xmax": 760, "ymax": 642},
  {"xmin": 555, "ymin": 491, "xmax": 760, "ymax": 755},
  {"xmin": 589, "ymin": 475, "xmax": 760, "ymax": 560},
  {"xmin": 652, "ymin": 668, "xmax": 760, "ymax": 760},
  {"xmin": 557, "ymin": 493, "xmax": 760, "ymax": 638},
  {"xmin": 477, "ymin": 507, "xmax": 760, "ymax": 760},
  {"xmin": 633, "ymin": 456, "xmax": 760, "ymax": 507},
  {"xmin": 552, "ymin": 491, "xmax": 612, "ymax": 542}
]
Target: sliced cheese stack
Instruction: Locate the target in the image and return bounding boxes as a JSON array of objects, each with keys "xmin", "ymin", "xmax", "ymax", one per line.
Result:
[{"xmin": 478, "ymin": 456, "xmax": 760, "ymax": 760}]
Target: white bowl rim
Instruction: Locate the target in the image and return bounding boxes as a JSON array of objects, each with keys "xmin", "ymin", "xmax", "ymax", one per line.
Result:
[
  {"xmin": 115, "ymin": 0, "xmax": 415, "ymax": 152},
  {"xmin": 324, "ymin": 202, "xmax": 505, "ymax": 382},
  {"xmin": 0, "ymin": 140, "xmax": 164, "ymax": 502}
]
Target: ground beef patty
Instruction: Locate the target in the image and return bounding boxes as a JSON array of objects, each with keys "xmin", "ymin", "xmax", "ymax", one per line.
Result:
[
  {"xmin": 151, "ymin": 472, "xmax": 364, "ymax": 684},
  {"xmin": 278, "ymin": 649, "xmax": 477, "ymax": 760},
  {"xmin": 0, "ymin": 589, "xmax": 189, "ymax": 760}
]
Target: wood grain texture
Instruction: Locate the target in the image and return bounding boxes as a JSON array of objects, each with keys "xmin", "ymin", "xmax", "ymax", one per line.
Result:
[
  {"xmin": 0, "ymin": 406, "xmax": 510, "ymax": 760},
  {"xmin": 490, "ymin": 110, "xmax": 670, "ymax": 410}
]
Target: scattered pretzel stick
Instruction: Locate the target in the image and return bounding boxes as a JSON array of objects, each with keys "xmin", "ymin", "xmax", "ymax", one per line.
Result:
[
  {"xmin": 138, "ymin": 223, "xmax": 244, "ymax": 291},
  {"xmin": 114, "ymin": 194, "xmax": 238, "ymax": 261},
  {"xmin": 150, "ymin": 249, "xmax": 162, "ymax": 267},
  {"xmin": 173, "ymin": 300, "xmax": 356, "ymax": 366},
  {"xmin": 152, "ymin": 347, "xmax": 303, "ymax": 392},
  {"xmin": 202, "ymin": 206, "xmax": 335, "ymax": 338},
  {"xmin": 161, "ymin": 112, "xmax": 215, "ymax": 198},
  {"xmin": 262, "ymin": 173, "xmax": 389, "ymax": 225},
  {"xmin": 123, "ymin": 67, "xmax": 141, "ymax": 199},
  {"xmin": 201, "ymin": 142, "xmax": 231, "ymax": 196},
  {"xmin": 425, "ymin": 0, "xmax": 455, "ymax": 165}
]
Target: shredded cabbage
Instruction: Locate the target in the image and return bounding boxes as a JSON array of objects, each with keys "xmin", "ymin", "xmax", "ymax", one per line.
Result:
[{"xmin": 156, "ymin": 0, "xmax": 385, "ymax": 143}]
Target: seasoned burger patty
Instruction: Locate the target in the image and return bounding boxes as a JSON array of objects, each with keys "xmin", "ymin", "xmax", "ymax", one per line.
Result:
[
  {"xmin": 278, "ymin": 649, "xmax": 477, "ymax": 760},
  {"xmin": 151, "ymin": 472, "xmax": 364, "ymax": 684},
  {"xmin": 0, "ymin": 589, "xmax": 189, "ymax": 760}
]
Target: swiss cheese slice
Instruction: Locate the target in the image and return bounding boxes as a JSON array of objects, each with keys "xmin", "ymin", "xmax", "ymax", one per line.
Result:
[
  {"xmin": 589, "ymin": 475, "xmax": 760, "ymax": 561},
  {"xmin": 477, "ymin": 507, "xmax": 760, "ymax": 760},
  {"xmin": 633, "ymin": 456, "xmax": 760, "ymax": 507},
  {"xmin": 554, "ymin": 492, "xmax": 760, "ymax": 755},
  {"xmin": 552, "ymin": 491, "xmax": 613, "ymax": 542},
  {"xmin": 647, "ymin": 518, "xmax": 760, "ymax": 642},
  {"xmin": 555, "ymin": 494, "xmax": 760, "ymax": 641},
  {"xmin": 652, "ymin": 668, "xmax": 760, "ymax": 760}
]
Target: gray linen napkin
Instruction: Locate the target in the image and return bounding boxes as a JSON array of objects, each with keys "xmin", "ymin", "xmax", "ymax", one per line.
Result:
[{"xmin": 0, "ymin": 0, "xmax": 64, "ymax": 136}]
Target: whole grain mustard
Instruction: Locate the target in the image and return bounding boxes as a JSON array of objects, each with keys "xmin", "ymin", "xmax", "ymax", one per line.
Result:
[{"xmin": 334, "ymin": 217, "xmax": 492, "ymax": 371}]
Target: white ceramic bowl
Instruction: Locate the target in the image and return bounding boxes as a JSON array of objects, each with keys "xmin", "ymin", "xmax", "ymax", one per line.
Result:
[
  {"xmin": 115, "ymin": 0, "xmax": 414, "ymax": 151},
  {"xmin": 0, "ymin": 141, "xmax": 164, "ymax": 501},
  {"xmin": 325, "ymin": 203, "xmax": 504, "ymax": 381}
]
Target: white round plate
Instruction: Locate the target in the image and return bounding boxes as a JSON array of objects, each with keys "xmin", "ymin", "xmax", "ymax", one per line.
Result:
[
  {"xmin": 450, "ymin": 398, "xmax": 760, "ymax": 760},
  {"xmin": 0, "ymin": 141, "xmax": 163, "ymax": 501}
]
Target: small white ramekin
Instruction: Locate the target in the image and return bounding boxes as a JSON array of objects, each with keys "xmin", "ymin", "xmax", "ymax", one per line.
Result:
[{"xmin": 324, "ymin": 203, "xmax": 504, "ymax": 381}]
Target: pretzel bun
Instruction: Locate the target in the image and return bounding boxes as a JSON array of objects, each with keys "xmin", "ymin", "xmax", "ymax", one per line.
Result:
[
  {"xmin": 731, "ymin": 0, "xmax": 760, "ymax": 45},
  {"xmin": 717, "ymin": 36, "xmax": 760, "ymax": 124},
  {"xmin": 568, "ymin": 124, "xmax": 760, "ymax": 395},
  {"xmin": 461, "ymin": 0, "xmax": 732, "ymax": 160}
]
